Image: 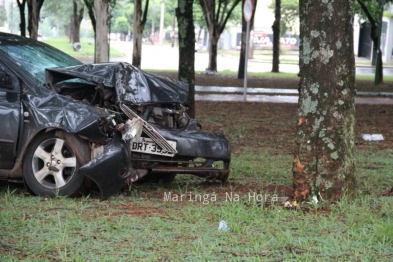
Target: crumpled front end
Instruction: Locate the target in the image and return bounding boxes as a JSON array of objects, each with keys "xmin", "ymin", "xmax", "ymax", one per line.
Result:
[
  {"xmin": 44, "ymin": 62, "xmax": 231, "ymax": 200},
  {"xmin": 78, "ymin": 133, "xmax": 130, "ymax": 200},
  {"xmin": 78, "ymin": 103, "xmax": 231, "ymax": 200}
]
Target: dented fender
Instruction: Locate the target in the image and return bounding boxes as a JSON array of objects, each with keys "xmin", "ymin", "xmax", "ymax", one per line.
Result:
[{"xmin": 79, "ymin": 133, "xmax": 130, "ymax": 200}]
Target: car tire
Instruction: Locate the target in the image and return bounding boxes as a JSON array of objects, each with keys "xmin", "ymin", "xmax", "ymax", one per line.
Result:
[{"xmin": 23, "ymin": 131, "xmax": 89, "ymax": 197}]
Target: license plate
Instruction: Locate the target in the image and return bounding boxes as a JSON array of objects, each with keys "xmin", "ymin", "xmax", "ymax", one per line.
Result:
[{"xmin": 130, "ymin": 137, "xmax": 177, "ymax": 157}]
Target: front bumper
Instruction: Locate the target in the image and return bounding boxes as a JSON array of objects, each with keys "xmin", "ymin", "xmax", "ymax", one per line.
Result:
[{"xmin": 80, "ymin": 126, "xmax": 231, "ymax": 200}]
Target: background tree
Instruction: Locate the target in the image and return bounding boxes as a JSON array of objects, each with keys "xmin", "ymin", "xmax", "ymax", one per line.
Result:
[
  {"xmin": 129, "ymin": 0, "xmax": 174, "ymax": 45},
  {"xmin": 124, "ymin": 5, "xmax": 134, "ymax": 40},
  {"xmin": 293, "ymin": 0, "xmax": 356, "ymax": 202},
  {"xmin": 17, "ymin": 0, "xmax": 27, "ymax": 36},
  {"xmin": 268, "ymin": 0, "xmax": 298, "ymax": 73},
  {"xmin": 193, "ymin": 1, "xmax": 205, "ymax": 45},
  {"xmin": 176, "ymin": 0, "xmax": 195, "ymax": 117},
  {"xmin": 237, "ymin": 0, "xmax": 257, "ymax": 79},
  {"xmin": 110, "ymin": 0, "xmax": 133, "ymax": 41},
  {"xmin": 199, "ymin": 0, "xmax": 241, "ymax": 73},
  {"xmin": 7, "ymin": 3, "xmax": 20, "ymax": 34},
  {"xmin": 270, "ymin": 0, "xmax": 298, "ymax": 35},
  {"xmin": 27, "ymin": 0, "xmax": 45, "ymax": 40},
  {"xmin": 71, "ymin": 0, "xmax": 84, "ymax": 44},
  {"xmin": 82, "ymin": 0, "xmax": 97, "ymax": 62},
  {"xmin": 0, "ymin": 5, "xmax": 7, "ymax": 27},
  {"xmin": 94, "ymin": 0, "xmax": 110, "ymax": 62},
  {"xmin": 356, "ymin": 0, "xmax": 392, "ymax": 85},
  {"xmin": 114, "ymin": 16, "xmax": 129, "ymax": 40},
  {"xmin": 83, "ymin": 0, "xmax": 96, "ymax": 35},
  {"xmin": 271, "ymin": 0, "xmax": 281, "ymax": 72},
  {"xmin": 41, "ymin": 0, "xmax": 68, "ymax": 35},
  {"xmin": 132, "ymin": 0, "xmax": 149, "ymax": 68}
]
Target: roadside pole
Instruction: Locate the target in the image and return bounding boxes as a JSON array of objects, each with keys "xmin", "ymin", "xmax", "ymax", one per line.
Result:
[{"xmin": 243, "ymin": 0, "xmax": 253, "ymax": 102}]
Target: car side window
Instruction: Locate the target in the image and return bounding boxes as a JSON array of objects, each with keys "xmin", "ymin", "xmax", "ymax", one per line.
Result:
[{"xmin": 0, "ymin": 64, "xmax": 19, "ymax": 92}]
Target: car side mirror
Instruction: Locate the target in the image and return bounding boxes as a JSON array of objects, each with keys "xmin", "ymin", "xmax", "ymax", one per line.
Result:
[{"xmin": 0, "ymin": 73, "xmax": 13, "ymax": 89}]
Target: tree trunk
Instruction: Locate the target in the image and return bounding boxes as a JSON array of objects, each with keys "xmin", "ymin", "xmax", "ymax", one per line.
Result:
[
  {"xmin": 271, "ymin": 0, "xmax": 281, "ymax": 73},
  {"xmin": 84, "ymin": 0, "xmax": 96, "ymax": 35},
  {"xmin": 132, "ymin": 0, "xmax": 149, "ymax": 68},
  {"xmin": 27, "ymin": 0, "xmax": 44, "ymax": 40},
  {"xmin": 17, "ymin": 0, "xmax": 27, "ymax": 37},
  {"xmin": 94, "ymin": 0, "xmax": 110, "ymax": 63},
  {"xmin": 83, "ymin": 0, "xmax": 96, "ymax": 62},
  {"xmin": 207, "ymin": 33, "xmax": 219, "ymax": 72},
  {"xmin": 199, "ymin": 0, "xmax": 241, "ymax": 74},
  {"xmin": 176, "ymin": 0, "xmax": 195, "ymax": 118},
  {"xmin": 357, "ymin": 0, "xmax": 384, "ymax": 84},
  {"xmin": 237, "ymin": 12, "xmax": 247, "ymax": 79},
  {"xmin": 150, "ymin": 2, "xmax": 155, "ymax": 45},
  {"xmin": 133, "ymin": 0, "xmax": 143, "ymax": 68},
  {"xmin": 171, "ymin": 14, "xmax": 176, "ymax": 47},
  {"xmin": 293, "ymin": 0, "xmax": 356, "ymax": 202},
  {"xmin": 72, "ymin": 0, "xmax": 84, "ymax": 44}
]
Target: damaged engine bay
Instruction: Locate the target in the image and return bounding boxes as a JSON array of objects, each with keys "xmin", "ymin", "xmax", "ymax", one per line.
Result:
[{"xmin": 46, "ymin": 63, "xmax": 231, "ymax": 199}]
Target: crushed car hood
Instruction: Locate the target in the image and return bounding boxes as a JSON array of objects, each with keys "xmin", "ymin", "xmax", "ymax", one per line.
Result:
[
  {"xmin": 46, "ymin": 62, "xmax": 189, "ymax": 105},
  {"xmin": 24, "ymin": 85, "xmax": 111, "ymax": 139}
]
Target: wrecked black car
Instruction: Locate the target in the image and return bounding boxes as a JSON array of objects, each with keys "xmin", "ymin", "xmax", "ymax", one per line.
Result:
[{"xmin": 0, "ymin": 32, "xmax": 230, "ymax": 199}]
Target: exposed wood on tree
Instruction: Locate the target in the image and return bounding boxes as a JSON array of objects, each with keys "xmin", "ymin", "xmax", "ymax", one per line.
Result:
[
  {"xmin": 293, "ymin": 0, "xmax": 356, "ymax": 202},
  {"xmin": 176, "ymin": 0, "xmax": 196, "ymax": 118},
  {"xmin": 132, "ymin": 0, "xmax": 149, "ymax": 68}
]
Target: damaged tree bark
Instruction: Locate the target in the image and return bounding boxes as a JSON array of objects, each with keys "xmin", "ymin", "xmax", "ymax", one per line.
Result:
[{"xmin": 293, "ymin": 0, "xmax": 356, "ymax": 202}]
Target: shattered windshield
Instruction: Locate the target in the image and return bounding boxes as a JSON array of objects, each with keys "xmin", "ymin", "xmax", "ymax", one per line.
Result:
[{"xmin": 0, "ymin": 38, "xmax": 82, "ymax": 84}]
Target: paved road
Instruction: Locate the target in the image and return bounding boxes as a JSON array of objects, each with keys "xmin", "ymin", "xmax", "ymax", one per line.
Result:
[
  {"xmin": 195, "ymin": 94, "xmax": 393, "ymax": 104},
  {"xmin": 82, "ymin": 41, "xmax": 393, "ymax": 104},
  {"xmin": 195, "ymin": 87, "xmax": 393, "ymax": 104},
  {"xmin": 109, "ymin": 41, "xmax": 291, "ymax": 73},
  {"xmin": 107, "ymin": 41, "xmax": 393, "ymax": 75}
]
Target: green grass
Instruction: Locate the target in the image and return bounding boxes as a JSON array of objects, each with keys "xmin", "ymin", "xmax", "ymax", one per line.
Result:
[
  {"xmin": 1, "ymin": 39, "xmax": 393, "ymax": 260},
  {"xmin": 217, "ymin": 70, "xmax": 393, "ymax": 82},
  {"xmin": 42, "ymin": 37, "xmax": 123, "ymax": 57},
  {"xmin": 150, "ymin": 69, "xmax": 393, "ymax": 83},
  {"xmin": 356, "ymin": 74, "xmax": 393, "ymax": 81},
  {"xmin": 1, "ymin": 146, "xmax": 393, "ymax": 260}
]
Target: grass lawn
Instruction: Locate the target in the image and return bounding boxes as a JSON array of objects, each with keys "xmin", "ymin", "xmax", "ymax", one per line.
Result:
[
  {"xmin": 42, "ymin": 37, "xmax": 123, "ymax": 58},
  {"xmin": 1, "ymin": 102, "xmax": 393, "ymax": 261}
]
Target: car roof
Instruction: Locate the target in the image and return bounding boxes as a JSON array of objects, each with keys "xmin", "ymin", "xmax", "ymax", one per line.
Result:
[{"xmin": 0, "ymin": 32, "xmax": 36, "ymax": 44}]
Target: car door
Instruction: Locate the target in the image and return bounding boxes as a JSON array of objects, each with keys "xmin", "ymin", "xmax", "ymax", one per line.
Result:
[{"xmin": 0, "ymin": 63, "xmax": 21, "ymax": 169}]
